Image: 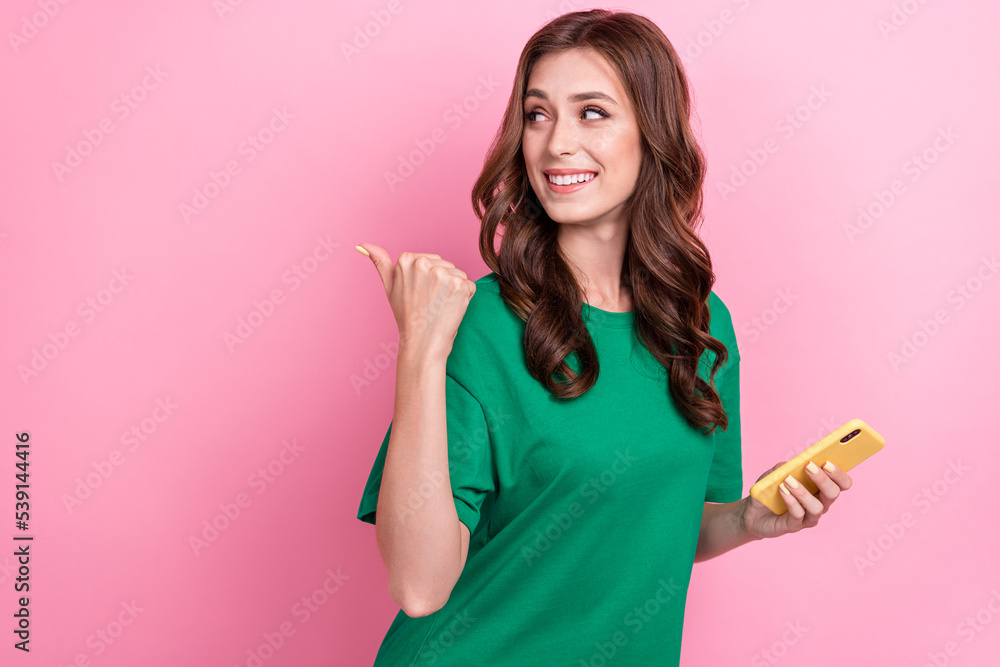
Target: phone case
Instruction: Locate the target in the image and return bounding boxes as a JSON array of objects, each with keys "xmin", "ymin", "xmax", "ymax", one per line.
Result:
[{"xmin": 749, "ymin": 418, "xmax": 885, "ymax": 515}]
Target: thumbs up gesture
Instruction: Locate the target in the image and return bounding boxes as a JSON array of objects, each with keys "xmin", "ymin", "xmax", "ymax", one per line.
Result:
[{"xmin": 356, "ymin": 244, "xmax": 477, "ymax": 363}]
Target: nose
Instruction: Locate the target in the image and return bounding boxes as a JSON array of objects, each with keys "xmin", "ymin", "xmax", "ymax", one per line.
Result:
[{"xmin": 547, "ymin": 112, "xmax": 578, "ymax": 156}]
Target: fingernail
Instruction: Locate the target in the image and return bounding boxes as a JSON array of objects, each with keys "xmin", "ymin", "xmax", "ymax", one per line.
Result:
[
  {"xmin": 355, "ymin": 245, "xmax": 370, "ymax": 257},
  {"xmin": 785, "ymin": 475, "xmax": 800, "ymax": 489},
  {"xmin": 779, "ymin": 482, "xmax": 790, "ymax": 495},
  {"xmin": 823, "ymin": 461, "xmax": 837, "ymax": 474},
  {"xmin": 805, "ymin": 461, "xmax": 820, "ymax": 475}
]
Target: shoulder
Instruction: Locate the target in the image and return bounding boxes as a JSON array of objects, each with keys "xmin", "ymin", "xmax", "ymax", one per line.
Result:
[
  {"xmin": 706, "ymin": 290, "xmax": 740, "ymax": 363},
  {"xmin": 472, "ymin": 271, "xmax": 501, "ymax": 295},
  {"xmin": 460, "ymin": 271, "xmax": 511, "ymax": 326},
  {"xmin": 707, "ymin": 290, "xmax": 734, "ymax": 327},
  {"xmin": 446, "ymin": 271, "xmax": 522, "ymax": 384}
]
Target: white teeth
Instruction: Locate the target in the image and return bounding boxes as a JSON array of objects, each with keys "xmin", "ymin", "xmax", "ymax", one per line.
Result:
[{"xmin": 548, "ymin": 172, "xmax": 596, "ymax": 185}]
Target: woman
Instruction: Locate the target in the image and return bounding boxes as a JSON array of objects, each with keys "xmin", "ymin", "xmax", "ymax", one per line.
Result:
[{"xmin": 355, "ymin": 9, "xmax": 852, "ymax": 666}]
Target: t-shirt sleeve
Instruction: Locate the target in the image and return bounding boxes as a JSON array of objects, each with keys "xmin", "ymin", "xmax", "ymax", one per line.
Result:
[
  {"xmin": 356, "ymin": 372, "xmax": 497, "ymax": 535},
  {"xmin": 704, "ymin": 294, "xmax": 744, "ymax": 503}
]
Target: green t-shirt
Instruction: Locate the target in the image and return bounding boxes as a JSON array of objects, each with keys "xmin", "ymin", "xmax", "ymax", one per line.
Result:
[{"xmin": 357, "ymin": 271, "xmax": 743, "ymax": 666}]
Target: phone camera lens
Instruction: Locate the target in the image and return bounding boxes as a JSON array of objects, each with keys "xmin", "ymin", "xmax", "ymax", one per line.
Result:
[{"xmin": 839, "ymin": 428, "xmax": 861, "ymax": 444}]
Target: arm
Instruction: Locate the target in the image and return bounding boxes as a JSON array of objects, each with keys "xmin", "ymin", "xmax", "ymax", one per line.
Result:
[
  {"xmin": 374, "ymin": 349, "xmax": 470, "ymax": 617},
  {"xmin": 696, "ymin": 460, "xmax": 856, "ymax": 562},
  {"xmin": 694, "ymin": 498, "xmax": 761, "ymax": 563}
]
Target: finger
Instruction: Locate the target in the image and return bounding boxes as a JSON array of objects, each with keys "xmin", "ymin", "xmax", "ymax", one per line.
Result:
[
  {"xmin": 400, "ymin": 252, "xmax": 452, "ymax": 269},
  {"xmin": 437, "ymin": 266, "xmax": 469, "ymax": 280},
  {"xmin": 804, "ymin": 461, "xmax": 842, "ymax": 512},
  {"xmin": 778, "ymin": 481, "xmax": 805, "ymax": 523},
  {"xmin": 781, "ymin": 475, "xmax": 824, "ymax": 523},
  {"xmin": 357, "ymin": 243, "xmax": 394, "ymax": 296},
  {"xmin": 818, "ymin": 460, "xmax": 853, "ymax": 491}
]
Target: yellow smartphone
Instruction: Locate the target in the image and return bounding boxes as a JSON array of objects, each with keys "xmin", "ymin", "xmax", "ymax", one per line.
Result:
[{"xmin": 749, "ymin": 418, "xmax": 885, "ymax": 514}]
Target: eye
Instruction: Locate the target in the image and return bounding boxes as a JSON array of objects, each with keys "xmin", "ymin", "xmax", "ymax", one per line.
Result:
[
  {"xmin": 582, "ymin": 106, "xmax": 609, "ymax": 120},
  {"xmin": 523, "ymin": 105, "xmax": 611, "ymax": 124}
]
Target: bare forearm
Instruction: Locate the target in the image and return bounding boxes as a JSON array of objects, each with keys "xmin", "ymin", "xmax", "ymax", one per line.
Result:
[
  {"xmin": 375, "ymin": 350, "xmax": 462, "ymax": 614},
  {"xmin": 694, "ymin": 499, "xmax": 762, "ymax": 562}
]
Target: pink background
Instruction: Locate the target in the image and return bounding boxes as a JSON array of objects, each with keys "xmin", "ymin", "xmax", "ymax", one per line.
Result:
[{"xmin": 1, "ymin": 1, "xmax": 998, "ymax": 665}]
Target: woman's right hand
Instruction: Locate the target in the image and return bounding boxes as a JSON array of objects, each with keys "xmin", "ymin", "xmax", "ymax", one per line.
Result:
[{"xmin": 356, "ymin": 243, "xmax": 477, "ymax": 362}]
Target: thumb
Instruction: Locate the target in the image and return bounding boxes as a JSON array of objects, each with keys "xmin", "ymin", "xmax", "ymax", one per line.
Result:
[
  {"xmin": 755, "ymin": 461, "xmax": 788, "ymax": 484},
  {"xmin": 355, "ymin": 243, "xmax": 393, "ymax": 296}
]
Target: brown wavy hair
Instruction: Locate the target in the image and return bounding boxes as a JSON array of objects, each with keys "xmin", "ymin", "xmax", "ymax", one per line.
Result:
[{"xmin": 470, "ymin": 9, "xmax": 730, "ymax": 434}]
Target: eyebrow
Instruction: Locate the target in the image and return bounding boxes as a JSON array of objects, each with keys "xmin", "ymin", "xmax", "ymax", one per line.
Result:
[{"xmin": 523, "ymin": 89, "xmax": 619, "ymax": 106}]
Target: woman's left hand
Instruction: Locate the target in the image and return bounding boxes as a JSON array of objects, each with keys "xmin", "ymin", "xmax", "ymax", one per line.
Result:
[{"xmin": 739, "ymin": 460, "xmax": 853, "ymax": 540}]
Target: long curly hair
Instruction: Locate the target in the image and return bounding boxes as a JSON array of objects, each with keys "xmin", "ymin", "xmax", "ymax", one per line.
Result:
[{"xmin": 470, "ymin": 9, "xmax": 730, "ymax": 434}]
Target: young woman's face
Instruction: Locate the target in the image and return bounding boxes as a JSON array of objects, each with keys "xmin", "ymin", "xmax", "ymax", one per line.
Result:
[{"xmin": 521, "ymin": 47, "xmax": 643, "ymax": 228}]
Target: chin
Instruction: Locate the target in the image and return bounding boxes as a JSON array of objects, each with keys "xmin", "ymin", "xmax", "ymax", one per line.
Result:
[
  {"xmin": 548, "ymin": 214, "xmax": 593, "ymax": 226},
  {"xmin": 542, "ymin": 205, "xmax": 599, "ymax": 225}
]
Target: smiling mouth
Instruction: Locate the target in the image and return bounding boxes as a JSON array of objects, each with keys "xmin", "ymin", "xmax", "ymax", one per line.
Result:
[
  {"xmin": 546, "ymin": 172, "xmax": 597, "ymax": 185},
  {"xmin": 544, "ymin": 171, "xmax": 598, "ymax": 194}
]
